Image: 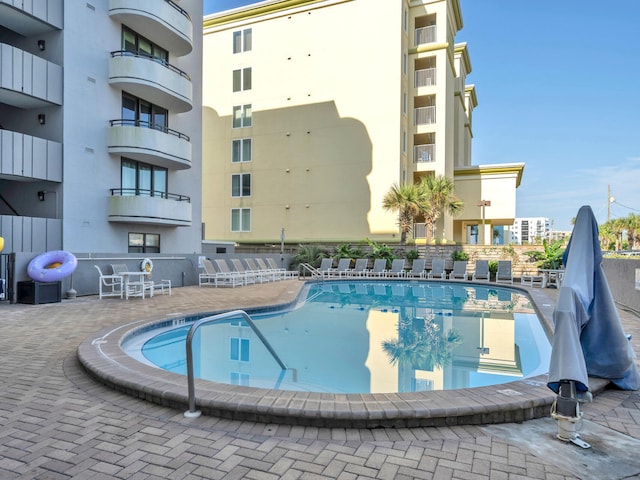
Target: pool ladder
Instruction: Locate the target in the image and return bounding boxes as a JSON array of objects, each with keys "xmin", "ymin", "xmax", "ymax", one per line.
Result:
[
  {"xmin": 298, "ymin": 262, "xmax": 324, "ymax": 282},
  {"xmin": 184, "ymin": 310, "xmax": 287, "ymax": 418}
]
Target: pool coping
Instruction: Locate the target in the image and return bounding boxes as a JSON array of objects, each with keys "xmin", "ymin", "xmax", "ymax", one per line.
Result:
[{"xmin": 77, "ymin": 280, "xmax": 609, "ymax": 428}]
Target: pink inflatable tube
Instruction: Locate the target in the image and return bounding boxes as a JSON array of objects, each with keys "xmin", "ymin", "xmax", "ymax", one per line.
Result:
[{"xmin": 27, "ymin": 250, "xmax": 78, "ymax": 282}]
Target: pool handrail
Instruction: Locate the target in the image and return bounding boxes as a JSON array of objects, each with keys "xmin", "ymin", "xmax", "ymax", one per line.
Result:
[
  {"xmin": 184, "ymin": 309, "xmax": 287, "ymax": 417},
  {"xmin": 298, "ymin": 262, "xmax": 324, "ymax": 281}
]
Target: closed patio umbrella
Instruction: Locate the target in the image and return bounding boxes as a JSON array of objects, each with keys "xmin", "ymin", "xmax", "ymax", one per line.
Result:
[
  {"xmin": 547, "ymin": 205, "xmax": 639, "ymax": 394},
  {"xmin": 547, "ymin": 205, "xmax": 639, "ymax": 447}
]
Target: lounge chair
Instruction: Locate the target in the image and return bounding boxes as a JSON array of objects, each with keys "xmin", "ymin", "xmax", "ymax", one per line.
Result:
[
  {"xmin": 348, "ymin": 258, "xmax": 369, "ymax": 277},
  {"xmin": 255, "ymin": 258, "xmax": 284, "ymax": 281},
  {"xmin": 406, "ymin": 259, "xmax": 427, "ymax": 278},
  {"xmin": 427, "ymin": 258, "xmax": 446, "ymax": 279},
  {"xmin": 199, "ymin": 259, "xmax": 218, "ymax": 286},
  {"xmin": 230, "ymin": 258, "xmax": 257, "ymax": 285},
  {"xmin": 318, "ymin": 257, "xmax": 334, "ymax": 278},
  {"xmin": 472, "ymin": 260, "xmax": 490, "ymax": 282},
  {"xmin": 330, "ymin": 258, "xmax": 352, "ymax": 277},
  {"xmin": 448, "ymin": 261, "xmax": 468, "ymax": 280},
  {"xmin": 385, "ymin": 258, "xmax": 406, "ymax": 277},
  {"xmin": 367, "ymin": 259, "xmax": 388, "ymax": 277},
  {"xmin": 495, "ymin": 260, "xmax": 513, "ymax": 284},
  {"xmin": 265, "ymin": 257, "xmax": 297, "ymax": 279},
  {"xmin": 212, "ymin": 259, "xmax": 244, "ymax": 287},
  {"xmin": 94, "ymin": 265, "xmax": 123, "ymax": 299}
]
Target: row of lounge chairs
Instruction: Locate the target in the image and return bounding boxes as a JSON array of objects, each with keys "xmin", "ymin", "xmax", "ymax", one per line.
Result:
[
  {"xmin": 316, "ymin": 258, "xmax": 514, "ymax": 283},
  {"xmin": 199, "ymin": 258, "xmax": 296, "ymax": 287}
]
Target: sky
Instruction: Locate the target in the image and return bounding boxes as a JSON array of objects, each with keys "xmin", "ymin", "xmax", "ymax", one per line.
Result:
[{"xmin": 204, "ymin": 0, "xmax": 640, "ymax": 231}]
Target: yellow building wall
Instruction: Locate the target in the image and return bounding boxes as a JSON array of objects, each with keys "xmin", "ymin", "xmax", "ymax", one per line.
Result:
[{"xmin": 203, "ymin": 0, "xmax": 407, "ymax": 243}]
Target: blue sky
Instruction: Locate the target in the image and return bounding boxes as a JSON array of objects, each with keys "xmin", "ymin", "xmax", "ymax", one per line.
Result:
[{"xmin": 204, "ymin": 1, "xmax": 640, "ymax": 231}]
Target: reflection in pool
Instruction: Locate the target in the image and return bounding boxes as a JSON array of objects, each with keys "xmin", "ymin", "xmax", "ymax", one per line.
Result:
[{"xmin": 129, "ymin": 281, "xmax": 551, "ymax": 394}]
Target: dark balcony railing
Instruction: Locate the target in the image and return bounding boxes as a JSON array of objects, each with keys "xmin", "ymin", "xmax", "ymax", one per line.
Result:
[
  {"xmin": 110, "ymin": 188, "xmax": 191, "ymax": 202},
  {"xmin": 111, "ymin": 50, "xmax": 191, "ymax": 81},
  {"xmin": 165, "ymin": 0, "xmax": 191, "ymax": 21},
  {"xmin": 109, "ymin": 119, "xmax": 190, "ymax": 142}
]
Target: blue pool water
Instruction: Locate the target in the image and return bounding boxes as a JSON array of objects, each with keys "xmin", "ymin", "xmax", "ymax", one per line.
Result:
[{"xmin": 125, "ymin": 281, "xmax": 551, "ymax": 394}]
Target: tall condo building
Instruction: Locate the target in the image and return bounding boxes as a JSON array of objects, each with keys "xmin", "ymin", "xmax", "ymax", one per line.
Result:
[
  {"xmin": 0, "ymin": 0, "xmax": 203, "ymax": 256},
  {"xmin": 202, "ymin": 0, "xmax": 524, "ymax": 245}
]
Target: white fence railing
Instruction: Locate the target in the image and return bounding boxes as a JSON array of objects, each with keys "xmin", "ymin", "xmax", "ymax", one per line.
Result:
[{"xmin": 414, "ymin": 106, "xmax": 436, "ymax": 125}]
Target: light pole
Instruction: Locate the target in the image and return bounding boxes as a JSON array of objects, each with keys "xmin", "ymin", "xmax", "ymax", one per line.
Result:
[
  {"xmin": 280, "ymin": 227, "xmax": 285, "ymax": 267},
  {"xmin": 477, "ymin": 200, "xmax": 491, "ymax": 245}
]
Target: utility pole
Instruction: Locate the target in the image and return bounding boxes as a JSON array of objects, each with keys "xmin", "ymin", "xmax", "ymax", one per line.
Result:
[{"xmin": 607, "ymin": 185, "xmax": 615, "ymax": 222}]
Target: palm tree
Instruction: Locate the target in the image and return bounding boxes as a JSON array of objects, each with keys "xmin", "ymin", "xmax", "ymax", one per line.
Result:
[
  {"xmin": 418, "ymin": 175, "xmax": 463, "ymax": 244},
  {"xmin": 382, "ymin": 183, "xmax": 424, "ymax": 245}
]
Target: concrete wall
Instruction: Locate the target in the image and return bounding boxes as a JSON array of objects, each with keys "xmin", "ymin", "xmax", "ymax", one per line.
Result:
[{"xmin": 602, "ymin": 258, "xmax": 640, "ymax": 314}]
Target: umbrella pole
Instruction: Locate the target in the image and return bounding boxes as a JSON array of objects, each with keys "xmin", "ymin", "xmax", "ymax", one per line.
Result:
[{"xmin": 550, "ymin": 381, "xmax": 591, "ymax": 449}]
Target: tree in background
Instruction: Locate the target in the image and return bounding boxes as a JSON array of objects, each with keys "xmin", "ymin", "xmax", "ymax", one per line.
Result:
[
  {"xmin": 382, "ymin": 183, "xmax": 424, "ymax": 245},
  {"xmin": 419, "ymin": 175, "xmax": 463, "ymax": 244}
]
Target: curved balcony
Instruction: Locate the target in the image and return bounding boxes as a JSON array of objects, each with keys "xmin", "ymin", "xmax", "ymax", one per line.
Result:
[
  {"xmin": 109, "ymin": 51, "xmax": 192, "ymax": 112},
  {"xmin": 109, "ymin": 0, "xmax": 193, "ymax": 56},
  {"xmin": 108, "ymin": 120, "xmax": 191, "ymax": 170},
  {"xmin": 108, "ymin": 189, "xmax": 192, "ymax": 227}
]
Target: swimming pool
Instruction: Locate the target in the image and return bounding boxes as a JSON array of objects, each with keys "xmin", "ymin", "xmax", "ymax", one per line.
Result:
[{"xmin": 123, "ymin": 281, "xmax": 551, "ymax": 394}]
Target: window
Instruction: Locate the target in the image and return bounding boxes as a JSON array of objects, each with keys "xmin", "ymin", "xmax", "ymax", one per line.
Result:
[
  {"xmin": 402, "ymin": 91, "xmax": 407, "ymax": 115},
  {"xmin": 230, "ymin": 372, "xmax": 250, "ymax": 386},
  {"xmin": 404, "ymin": 8, "xmax": 409, "ymax": 32},
  {"xmin": 233, "ymin": 28, "xmax": 252, "ymax": 53},
  {"xmin": 232, "ymin": 139, "xmax": 252, "ymax": 162},
  {"xmin": 230, "ymin": 338, "xmax": 250, "ymax": 361},
  {"xmin": 128, "ymin": 233, "xmax": 160, "ymax": 253},
  {"xmin": 402, "ymin": 129, "xmax": 407, "ymax": 154},
  {"xmin": 232, "ymin": 104, "xmax": 252, "ymax": 128},
  {"xmin": 231, "ymin": 173, "xmax": 251, "ymax": 197},
  {"xmin": 231, "ymin": 208, "xmax": 251, "ymax": 232},
  {"xmin": 403, "ymin": 53, "xmax": 408, "ymax": 76},
  {"xmin": 121, "ymin": 158, "xmax": 167, "ymax": 196},
  {"xmin": 122, "ymin": 27, "xmax": 168, "ymax": 62},
  {"xmin": 232, "ymin": 67, "xmax": 252, "ymax": 92},
  {"xmin": 122, "ymin": 93, "xmax": 167, "ymax": 130}
]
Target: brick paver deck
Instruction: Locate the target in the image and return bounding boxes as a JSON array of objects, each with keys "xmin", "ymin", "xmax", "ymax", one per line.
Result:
[{"xmin": 1, "ymin": 280, "xmax": 640, "ymax": 479}]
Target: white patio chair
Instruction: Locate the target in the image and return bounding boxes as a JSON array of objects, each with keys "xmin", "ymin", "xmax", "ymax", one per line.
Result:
[
  {"xmin": 472, "ymin": 260, "xmax": 490, "ymax": 282},
  {"xmin": 427, "ymin": 258, "xmax": 446, "ymax": 279},
  {"xmin": 448, "ymin": 261, "xmax": 468, "ymax": 280},
  {"xmin": 94, "ymin": 265, "xmax": 123, "ymax": 299}
]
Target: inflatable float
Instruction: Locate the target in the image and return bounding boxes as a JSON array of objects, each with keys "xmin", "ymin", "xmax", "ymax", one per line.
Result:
[{"xmin": 27, "ymin": 250, "xmax": 78, "ymax": 282}]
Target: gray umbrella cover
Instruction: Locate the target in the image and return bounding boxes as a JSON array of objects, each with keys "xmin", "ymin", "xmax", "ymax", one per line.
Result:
[{"xmin": 547, "ymin": 205, "xmax": 639, "ymax": 394}]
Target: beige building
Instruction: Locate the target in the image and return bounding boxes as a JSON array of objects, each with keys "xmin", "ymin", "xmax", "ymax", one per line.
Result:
[{"xmin": 202, "ymin": 0, "xmax": 523, "ymax": 245}]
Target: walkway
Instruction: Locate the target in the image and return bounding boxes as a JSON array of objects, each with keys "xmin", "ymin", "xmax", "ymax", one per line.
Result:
[{"xmin": 1, "ymin": 281, "xmax": 640, "ymax": 479}]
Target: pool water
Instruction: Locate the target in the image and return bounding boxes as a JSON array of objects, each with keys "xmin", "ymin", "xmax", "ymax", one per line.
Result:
[{"xmin": 132, "ymin": 281, "xmax": 551, "ymax": 394}]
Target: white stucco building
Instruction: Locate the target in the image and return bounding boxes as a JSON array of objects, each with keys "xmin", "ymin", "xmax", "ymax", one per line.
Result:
[
  {"xmin": 0, "ymin": 0, "xmax": 203, "ymax": 257},
  {"xmin": 510, "ymin": 217, "xmax": 550, "ymax": 245}
]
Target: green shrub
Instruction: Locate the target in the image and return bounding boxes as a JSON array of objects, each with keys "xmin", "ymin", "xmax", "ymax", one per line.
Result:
[
  {"xmin": 405, "ymin": 249, "xmax": 420, "ymax": 262},
  {"xmin": 451, "ymin": 250, "xmax": 469, "ymax": 262}
]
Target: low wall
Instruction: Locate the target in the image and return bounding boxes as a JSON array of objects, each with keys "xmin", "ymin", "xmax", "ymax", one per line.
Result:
[{"xmin": 602, "ymin": 258, "xmax": 640, "ymax": 314}]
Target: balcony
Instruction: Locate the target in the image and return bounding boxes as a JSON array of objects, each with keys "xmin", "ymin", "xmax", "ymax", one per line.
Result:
[
  {"xmin": 415, "ymin": 68, "xmax": 436, "ymax": 88},
  {"xmin": 0, "ymin": 0, "xmax": 63, "ymax": 35},
  {"xmin": 414, "ymin": 144, "xmax": 435, "ymax": 164},
  {"xmin": 414, "ymin": 106, "xmax": 436, "ymax": 126},
  {"xmin": 109, "ymin": 51, "xmax": 192, "ymax": 112},
  {"xmin": 0, "ymin": 129, "xmax": 62, "ymax": 181},
  {"xmin": 415, "ymin": 25, "xmax": 436, "ymax": 46},
  {"xmin": 108, "ymin": 120, "xmax": 191, "ymax": 170},
  {"xmin": 109, "ymin": 0, "xmax": 193, "ymax": 56},
  {"xmin": 108, "ymin": 189, "xmax": 192, "ymax": 227},
  {"xmin": 0, "ymin": 43, "xmax": 62, "ymax": 108}
]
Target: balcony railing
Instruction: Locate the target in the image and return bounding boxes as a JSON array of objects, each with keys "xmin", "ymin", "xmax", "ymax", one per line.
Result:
[
  {"xmin": 110, "ymin": 188, "xmax": 190, "ymax": 203},
  {"xmin": 109, "ymin": 50, "xmax": 193, "ymax": 112},
  {"xmin": 414, "ymin": 144, "xmax": 435, "ymax": 163},
  {"xmin": 415, "ymin": 25, "xmax": 436, "ymax": 46},
  {"xmin": 414, "ymin": 106, "xmax": 436, "ymax": 126},
  {"xmin": 0, "ymin": 43, "xmax": 62, "ymax": 107},
  {"xmin": 109, "ymin": 119, "xmax": 190, "ymax": 141},
  {"xmin": 415, "ymin": 68, "xmax": 436, "ymax": 88},
  {"xmin": 108, "ymin": 189, "xmax": 192, "ymax": 226},
  {"xmin": 108, "ymin": 119, "xmax": 191, "ymax": 170}
]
